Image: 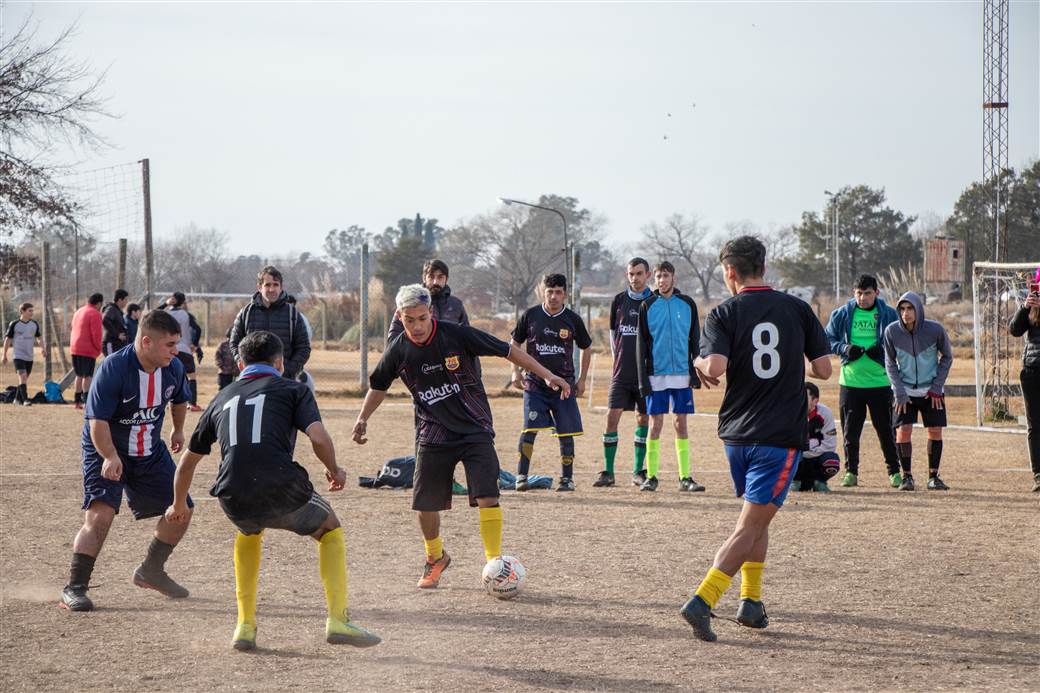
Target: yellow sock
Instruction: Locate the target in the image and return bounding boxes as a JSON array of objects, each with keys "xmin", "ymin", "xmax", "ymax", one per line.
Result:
[
  {"xmin": 318, "ymin": 527, "xmax": 349, "ymax": 622},
  {"xmin": 740, "ymin": 562, "xmax": 765, "ymax": 601},
  {"xmin": 694, "ymin": 567, "xmax": 733, "ymax": 609},
  {"xmin": 424, "ymin": 535, "xmax": 444, "ymax": 561},
  {"xmin": 478, "ymin": 505, "xmax": 503, "ymax": 561},
  {"xmin": 234, "ymin": 531, "xmax": 263, "ymax": 626}
]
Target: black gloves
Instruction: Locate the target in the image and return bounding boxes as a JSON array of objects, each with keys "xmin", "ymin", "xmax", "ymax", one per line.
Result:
[
  {"xmin": 865, "ymin": 344, "xmax": 883, "ymax": 361},
  {"xmin": 846, "ymin": 345, "xmax": 865, "ymax": 360}
]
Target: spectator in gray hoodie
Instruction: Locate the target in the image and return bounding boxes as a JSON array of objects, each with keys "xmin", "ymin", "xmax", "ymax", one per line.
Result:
[{"xmin": 883, "ymin": 291, "xmax": 953, "ymax": 492}]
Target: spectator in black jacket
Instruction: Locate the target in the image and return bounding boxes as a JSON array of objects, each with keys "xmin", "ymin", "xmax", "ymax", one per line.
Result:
[
  {"xmin": 1009, "ymin": 281, "xmax": 1040, "ymax": 492},
  {"xmin": 229, "ymin": 265, "xmax": 311, "ymax": 379},
  {"xmin": 387, "ymin": 259, "xmax": 469, "ymax": 342},
  {"xmin": 102, "ymin": 289, "xmax": 130, "ymax": 356},
  {"xmin": 124, "ymin": 304, "xmax": 141, "ymax": 345}
]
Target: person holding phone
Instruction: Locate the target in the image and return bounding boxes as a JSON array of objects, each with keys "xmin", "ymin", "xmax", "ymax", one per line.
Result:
[{"xmin": 1009, "ymin": 273, "xmax": 1040, "ymax": 492}]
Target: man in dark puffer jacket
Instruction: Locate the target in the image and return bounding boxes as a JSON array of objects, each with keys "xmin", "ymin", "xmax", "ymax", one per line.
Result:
[{"xmin": 229, "ymin": 266, "xmax": 311, "ymax": 379}]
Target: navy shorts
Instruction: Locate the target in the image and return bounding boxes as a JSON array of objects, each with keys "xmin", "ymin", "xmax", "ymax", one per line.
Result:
[
  {"xmin": 82, "ymin": 444, "xmax": 193, "ymax": 520},
  {"xmin": 724, "ymin": 445, "xmax": 800, "ymax": 507},
  {"xmin": 523, "ymin": 387, "xmax": 583, "ymax": 436},
  {"xmin": 12, "ymin": 359, "xmax": 32, "ymax": 376},
  {"xmin": 607, "ymin": 381, "xmax": 647, "ymax": 414},
  {"xmin": 646, "ymin": 388, "xmax": 695, "ymax": 416}
]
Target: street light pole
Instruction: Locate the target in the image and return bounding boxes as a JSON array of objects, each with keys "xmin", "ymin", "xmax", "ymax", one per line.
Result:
[
  {"xmin": 824, "ymin": 190, "xmax": 841, "ymax": 302},
  {"xmin": 498, "ymin": 197, "xmax": 571, "ymax": 303}
]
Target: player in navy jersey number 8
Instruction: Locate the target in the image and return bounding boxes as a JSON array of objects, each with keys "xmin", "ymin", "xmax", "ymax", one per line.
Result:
[
  {"xmin": 679, "ymin": 236, "xmax": 832, "ymax": 642},
  {"xmin": 353, "ymin": 284, "xmax": 570, "ymax": 591},
  {"xmin": 60, "ymin": 309, "xmax": 195, "ymax": 613}
]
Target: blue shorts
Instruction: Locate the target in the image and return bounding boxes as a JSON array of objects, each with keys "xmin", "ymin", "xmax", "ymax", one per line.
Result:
[
  {"xmin": 82, "ymin": 443, "xmax": 193, "ymax": 520},
  {"xmin": 523, "ymin": 388, "xmax": 583, "ymax": 436},
  {"xmin": 646, "ymin": 388, "xmax": 695, "ymax": 416},
  {"xmin": 724, "ymin": 445, "xmax": 801, "ymax": 507}
]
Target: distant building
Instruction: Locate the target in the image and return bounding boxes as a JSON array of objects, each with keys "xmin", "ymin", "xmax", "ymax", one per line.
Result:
[{"xmin": 924, "ymin": 236, "xmax": 966, "ymax": 300}]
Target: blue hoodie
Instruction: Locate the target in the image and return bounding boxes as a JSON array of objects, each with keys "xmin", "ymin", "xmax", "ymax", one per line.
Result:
[
  {"xmin": 882, "ymin": 291, "xmax": 953, "ymax": 404},
  {"xmin": 825, "ymin": 296, "xmax": 899, "ymax": 365}
]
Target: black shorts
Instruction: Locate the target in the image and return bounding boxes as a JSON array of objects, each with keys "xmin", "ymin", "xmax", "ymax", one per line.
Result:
[
  {"xmin": 72, "ymin": 355, "xmax": 96, "ymax": 377},
  {"xmin": 607, "ymin": 380, "xmax": 646, "ymax": 414},
  {"xmin": 12, "ymin": 359, "xmax": 32, "ymax": 376},
  {"xmin": 221, "ymin": 491, "xmax": 331, "ymax": 537},
  {"xmin": 413, "ymin": 440, "xmax": 501, "ymax": 511},
  {"xmin": 176, "ymin": 351, "xmax": 196, "ymax": 374},
  {"xmin": 894, "ymin": 395, "xmax": 948, "ymax": 428}
]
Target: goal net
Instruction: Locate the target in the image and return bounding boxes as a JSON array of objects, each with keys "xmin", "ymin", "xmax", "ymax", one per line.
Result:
[{"xmin": 972, "ymin": 261, "xmax": 1039, "ymax": 426}]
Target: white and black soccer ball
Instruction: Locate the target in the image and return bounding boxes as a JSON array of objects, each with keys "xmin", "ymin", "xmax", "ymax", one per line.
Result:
[{"xmin": 481, "ymin": 555, "xmax": 526, "ymax": 600}]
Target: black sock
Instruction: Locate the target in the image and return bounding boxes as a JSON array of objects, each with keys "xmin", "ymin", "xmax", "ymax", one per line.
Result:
[
  {"xmin": 141, "ymin": 538, "xmax": 175, "ymax": 573},
  {"xmin": 189, "ymin": 380, "xmax": 198, "ymax": 406},
  {"xmin": 69, "ymin": 553, "xmax": 96, "ymax": 587},
  {"xmin": 927, "ymin": 440, "xmax": 943, "ymax": 475},
  {"xmin": 897, "ymin": 442, "xmax": 912, "ymax": 474},
  {"xmin": 74, "ymin": 391, "xmax": 81, "ymax": 404}
]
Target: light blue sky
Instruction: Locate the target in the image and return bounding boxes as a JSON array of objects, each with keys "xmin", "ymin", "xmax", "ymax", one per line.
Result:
[{"xmin": 9, "ymin": 1, "xmax": 1040, "ymax": 255}]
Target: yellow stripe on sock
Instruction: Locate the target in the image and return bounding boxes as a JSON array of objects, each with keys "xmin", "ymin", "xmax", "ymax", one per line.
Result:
[
  {"xmin": 694, "ymin": 567, "xmax": 733, "ymax": 609},
  {"xmin": 318, "ymin": 527, "xmax": 349, "ymax": 622},
  {"xmin": 424, "ymin": 536, "xmax": 444, "ymax": 561},
  {"xmin": 234, "ymin": 532, "xmax": 263, "ymax": 626},
  {"xmin": 740, "ymin": 561, "xmax": 764, "ymax": 601},
  {"xmin": 478, "ymin": 506, "xmax": 503, "ymax": 561}
]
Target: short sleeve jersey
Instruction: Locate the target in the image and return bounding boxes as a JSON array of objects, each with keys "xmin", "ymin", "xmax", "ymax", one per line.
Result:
[
  {"xmin": 700, "ymin": 288, "xmax": 831, "ymax": 449},
  {"xmin": 5, "ymin": 319, "xmax": 40, "ymax": 361},
  {"xmin": 609, "ymin": 291, "xmax": 649, "ymax": 385},
  {"xmin": 369, "ymin": 321, "xmax": 510, "ymax": 446},
  {"xmin": 83, "ymin": 344, "xmax": 191, "ymax": 459},
  {"xmin": 512, "ymin": 306, "xmax": 592, "ymax": 391},
  {"xmin": 188, "ymin": 374, "xmax": 321, "ymax": 520}
]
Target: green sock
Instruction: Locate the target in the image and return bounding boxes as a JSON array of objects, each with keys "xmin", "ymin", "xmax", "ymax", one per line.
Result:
[
  {"xmin": 634, "ymin": 426, "xmax": 648, "ymax": 473},
  {"xmin": 647, "ymin": 438, "xmax": 660, "ymax": 478},
  {"xmin": 676, "ymin": 437, "xmax": 690, "ymax": 478},
  {"xmin": 602, "ymin": 433, "xmax": 618, "ymax": 474}
]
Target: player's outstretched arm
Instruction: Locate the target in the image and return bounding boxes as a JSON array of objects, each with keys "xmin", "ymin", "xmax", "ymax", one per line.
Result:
[
  {"xmin": 807, "ymin": 355, "xmax": 832, "ymax": 380},
  {"xmin": 166, "ymin": 450, "xmax": 203, "ymax": 523},
  {"xmin": 1, "ymin": 336, "xmax": 9, "ymax": 363},
  {"xmin": 305, "ymin": 421, "xmax": 346, "ymax": 491},
  {"xmin": 169, "ymin": 402, "xmax": 187, "ymax": 453},
  {"xmin": 505, "ymin": 344, "xmax": 571, "ymax": 399},
  {"xmin": 693, "ymin": 354, "xmax": 725, "ymax": 388},
  {"xmin": 352, "ymin": 389, "xmax": 388, "ymax": 444},
  {"xmin": 89, "ymin": 420, "xmax": 124, "ymax": 482},
  {"xmin": 508, "ymin": 340, "xmax": 525, "ymax": 389}
]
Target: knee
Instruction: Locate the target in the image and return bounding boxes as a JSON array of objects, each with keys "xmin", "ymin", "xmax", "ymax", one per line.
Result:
[
  {"xmin": 636, "ymin": 415, "xmax": 649, "ymax": 427},
  {"xmin": 475, "ymin": 498, "xmax": 500, "ymax": 509},
  {"xmin": 927, "ymin": 427, "xmax": 943, "ymax": 440}
]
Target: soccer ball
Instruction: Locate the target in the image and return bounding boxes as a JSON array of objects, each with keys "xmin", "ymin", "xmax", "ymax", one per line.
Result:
[{"xmin": 481, "ymin": 556, "xmax": 526, "ymax": 600}]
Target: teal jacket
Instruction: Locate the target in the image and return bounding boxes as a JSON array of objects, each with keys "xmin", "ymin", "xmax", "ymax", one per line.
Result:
[
  {"xmin": 635, "ymin": 288, "xmax": 700, "ymax": 396},
  {"xmin": 882, "ymin": 291, "xmax": 953, "ymax": 404}
]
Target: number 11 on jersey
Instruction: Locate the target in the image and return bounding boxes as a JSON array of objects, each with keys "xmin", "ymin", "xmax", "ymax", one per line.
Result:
[{"xmin": 222, "ymin": 394, "xmax": 266, "ymax": 446}]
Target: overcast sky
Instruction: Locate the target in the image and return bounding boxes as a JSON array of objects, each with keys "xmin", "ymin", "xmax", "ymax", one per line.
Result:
[{"xmin": 8, "ymin": 1, "xmax": 1040, "ymax": 256}]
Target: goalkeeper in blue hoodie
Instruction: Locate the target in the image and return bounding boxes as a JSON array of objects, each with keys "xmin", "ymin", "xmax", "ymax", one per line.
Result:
[{"xmin": 883, "ymin": 292, "xmax": 953, "ymax": 491}]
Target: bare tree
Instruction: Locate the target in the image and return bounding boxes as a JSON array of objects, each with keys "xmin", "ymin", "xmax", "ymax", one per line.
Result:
[
  {"xmin": 0, "ymin": 18, "xmax": 111, "ymax": 237},
  {"xmin": 643, "ymin": 213, "xmax": 721, "ymax": 300}
]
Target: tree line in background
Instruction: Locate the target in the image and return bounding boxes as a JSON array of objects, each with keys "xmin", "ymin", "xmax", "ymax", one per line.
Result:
[{"xmin": 2, "ymin": 18, "xmax": 1038, "ymax": 334}]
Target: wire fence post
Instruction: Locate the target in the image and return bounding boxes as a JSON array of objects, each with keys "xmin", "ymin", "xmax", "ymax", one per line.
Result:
[
  {"xmin": 141, "ymin": 158, "xmax": 153, "ymax": 308},
  {"xmin": 41, "ymin": 242, "xmax": 52, "ymax": 380},
  {"xmin": 360, "ymin": 242, "xmax": 369, "ymax": 392},
  {"xmin": 116, "ymin": 238, "xmax": 127, "ymax": 294}
]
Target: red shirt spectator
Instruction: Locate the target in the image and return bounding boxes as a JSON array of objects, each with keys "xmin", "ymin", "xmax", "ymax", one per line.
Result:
[{"xmin": 70, "ymin": 299, "xmax": 104, "ymax": 358}]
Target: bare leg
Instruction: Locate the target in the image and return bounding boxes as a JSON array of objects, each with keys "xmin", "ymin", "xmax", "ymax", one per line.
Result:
[
  {"xmin": 417, "ymin": 511, "xmax": 440, "ymax": 541},
  {"xmin": 712, "ymin": 501, "xmax": 779, "ymax": 577},
  {"xmin": 73, "ymin": 501, "xmax": 116, "ymax": 557}
]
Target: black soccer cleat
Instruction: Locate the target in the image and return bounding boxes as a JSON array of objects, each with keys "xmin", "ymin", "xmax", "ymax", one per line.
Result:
[
  {"xmin": 632, "ymin": 470, "xmax": 648, "ymax": 487},
  {"xmin": 735, "ymin": 598, "xmax": 769, "ymax": 629},
  {"xmin": 133, "ymin": 567, "xmax": 189, "ymax": 599},
  {"xmin": 1033, "ymin": 474, "xmax": 1040, "ymax": 493},
  {"xmin": 680, "ymin": 595, "xmax": 717, "ymax": 642},
  {"xmin": 898, "ymin": 474, "xmax": 915, "ymax": 492},
  {"xmin": 679, "ymin": 477, "xmax": 705, "ymax": 493},
  {"xmin": 927, "ymin": 476, "xmax": 949, "ymax": 491},
  {"xmin": 556, "ymin": 477, "xmax": 576, "ymax": 492},
  {"xmin": 60, "ymin": 584, "xmax": 94, "ymax": 612},
  {"xmin": 640, "ymin": 476, "xmax": 659, "ymax": 492},
  {"xmin": 592, "ymin": 471, "xmax": 615, "ymax": 487}
]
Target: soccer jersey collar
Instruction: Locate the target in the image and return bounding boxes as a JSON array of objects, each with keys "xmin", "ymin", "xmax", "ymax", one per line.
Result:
[
  {"xmin": 738, "ymin": 286, "xmax": 773, "ymax": 293},
  {"xmin": 541, "ymin": 305, "xmax": 566, "ymax": 319},
  {"xmin": 627, "ymin": 288, "xmax": 652, "ymax": 300},
  {"xmin": 240, "ymin": 364, "xmax": 281, "ymax": 379}
]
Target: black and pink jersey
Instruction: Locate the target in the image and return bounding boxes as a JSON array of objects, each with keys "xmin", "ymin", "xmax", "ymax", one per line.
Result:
[
  {"xmin": 83, "ymin": 344, "xmax": 191, "ymax": 459},
  {"xmin": 511, "ymin": 305, "xmax": 592, "ymax": 392},
  {"xmin": 609, "ymin": 289, "xmax": 651, "ymax": 386},
  {"xmin": 370, "ymin": 321, "xmax": 510, "ymax": 446}
]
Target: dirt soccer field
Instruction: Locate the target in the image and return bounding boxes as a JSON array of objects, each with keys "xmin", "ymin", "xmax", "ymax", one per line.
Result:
[{"xmin": 0, "ymin": 354, "xmax": 1036, "ymax": 692}]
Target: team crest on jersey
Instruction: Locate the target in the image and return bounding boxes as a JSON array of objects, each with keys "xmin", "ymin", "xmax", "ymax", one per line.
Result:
[
  {"xmin": 559, "ymin": 328, "xmax": 570, "ymax": 340},
  {"xmin": 444, "ymin": 355, "xmax": 460, "ymax": 371},
  {"xmin": 164, "ymin": 385, "xmax": 175, "ymax": 400},
  {"xmin": 529, "ymin": 410, "xmax": 538, "ymax": 421}
]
